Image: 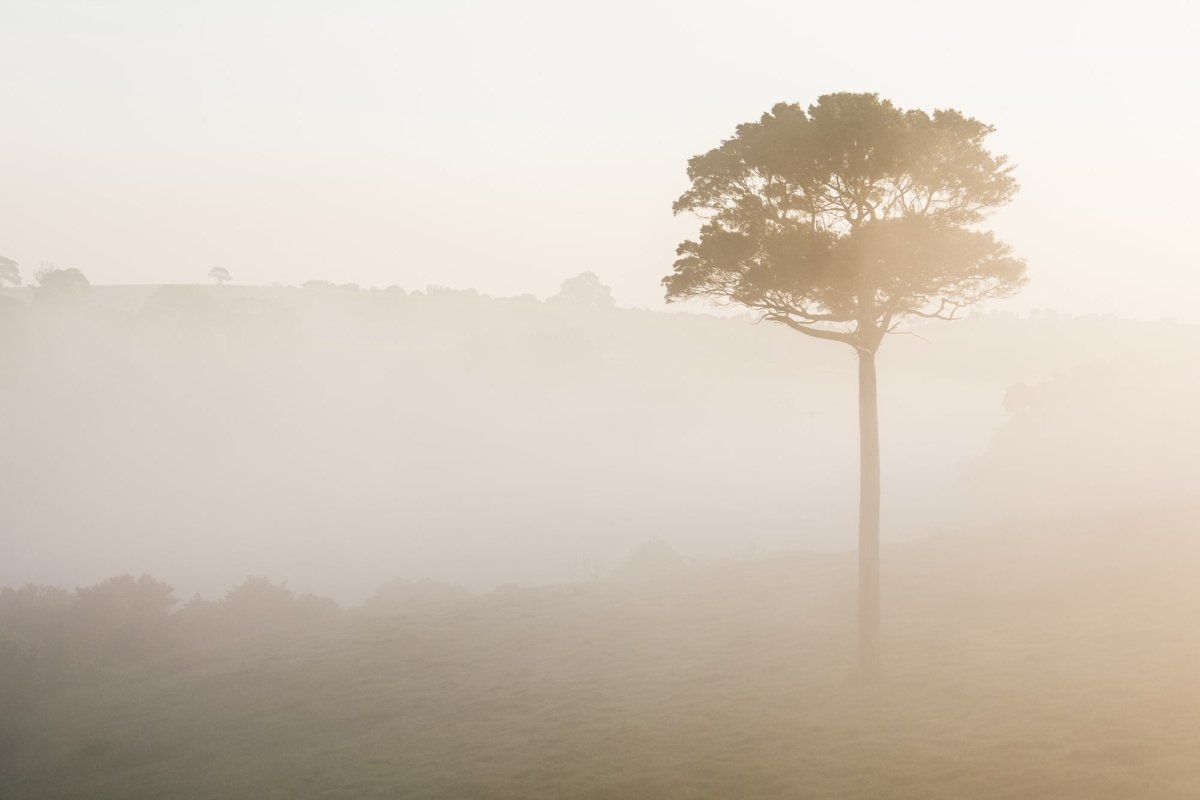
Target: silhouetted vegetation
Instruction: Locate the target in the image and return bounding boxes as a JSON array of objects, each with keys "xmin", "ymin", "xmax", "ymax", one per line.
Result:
[
  {"xmin": 3, "ymin": 505, "xmax": 1200, "ymax": 798},
  {"xmin": 0, "ymin": 574, "xmax": 338, "ymax": 720},
  {"xmin": 3, "ymin": 0, "xmax": 1194, "ymax": 792},
  {"xmin": 32, "ymin": 266, "xmax": 90, "ymax": 307},
  {"xmin": 666, "ymin": 93, "xmax": 1025, "ymax": 673},
  {"xmin": 548, "ymin": 271, "xmax": 615, "ymax": 308}
]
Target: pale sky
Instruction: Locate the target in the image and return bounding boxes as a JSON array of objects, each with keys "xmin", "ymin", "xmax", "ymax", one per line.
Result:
[{"xmin": 2, "ymin": 0, "xmax": 1197, "ymax": 319}]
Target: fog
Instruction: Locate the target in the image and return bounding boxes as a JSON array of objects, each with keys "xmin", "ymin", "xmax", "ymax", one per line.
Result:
[
  {"xmin": 4, "ymin": 3, "xmax": 1200, "ymax": 798},
  {"xmin": 4, "ymin": 282, "xmax": 1193, "ymax": 604},
  {"xmin": 6, "ymin": 237, "xmax": 1200, "ymax": 800}
]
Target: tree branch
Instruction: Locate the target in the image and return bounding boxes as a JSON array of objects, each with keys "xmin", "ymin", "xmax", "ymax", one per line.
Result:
[
  {"xmin": 762, "ymin": 313, "xmax": 857, "ymax": 345},
  {"xmin": 908, "ymin": 298, "xmax": 961, "ymax": 320}
]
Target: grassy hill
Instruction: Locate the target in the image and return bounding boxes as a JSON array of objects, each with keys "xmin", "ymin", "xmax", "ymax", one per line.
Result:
[{"xmin": 3, "ymin": 505, "xmax": 1199, "ymax": 799}]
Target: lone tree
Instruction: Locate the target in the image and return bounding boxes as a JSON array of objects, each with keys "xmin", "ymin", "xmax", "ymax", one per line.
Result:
[
  {"xmin": 209, "ymin": 266, "xmax": 232, "ymax": 285},
  {"xmin": 549, "ymin": 271, "xmax": 616, "ymax": 308},
  {"xmin": 664, "ymin": 93, "xmax": 1025, "ymax": 676}
]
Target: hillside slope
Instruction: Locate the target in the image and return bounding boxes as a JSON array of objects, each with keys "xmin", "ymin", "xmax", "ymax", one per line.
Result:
[
  {"xmin": 3, "ymin": 506, "xmax": 1199, "ymax": 799},
  {"xmin": 4, "ymin": 284, "xmax": 1198, "ymax": 600}
]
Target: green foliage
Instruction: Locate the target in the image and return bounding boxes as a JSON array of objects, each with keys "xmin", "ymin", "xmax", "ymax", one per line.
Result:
[{"xmin": 666, "ymin": 93, "xmax": 1025, "ymax": 351}]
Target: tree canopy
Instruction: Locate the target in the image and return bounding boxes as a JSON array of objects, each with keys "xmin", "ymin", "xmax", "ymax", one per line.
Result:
[
  {"xmin": 550, "ymin": 272, "xmax": 616, "ymax": 308},
  {"xmin": 33, "ymin": 266, "xmax": 90, "ymax": 306},
  {"xmin": 664, "ymin": 93, "xmax": 1025, "ymax": 351}
]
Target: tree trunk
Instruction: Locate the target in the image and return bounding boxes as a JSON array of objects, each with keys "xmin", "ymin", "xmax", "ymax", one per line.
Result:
[{"xmin": 857, "ymin": 346, "xmax": 881, "ymax": 677}]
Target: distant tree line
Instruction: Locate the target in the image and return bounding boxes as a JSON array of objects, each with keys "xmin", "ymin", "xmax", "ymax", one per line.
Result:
[
  {"xmin": 0, "ymin": 542, "xmax": 687, "ymax": 722},
  {"xmin": 0, "ymin": 257, "xmax": 92, "ymax": 305},
  {"xmin": 0, "ymin": 259, "xmax": 619, "ymax": 313},
  {"xmin": 0, "ymin": 574, "xmax": 339, "ymax": 718}
]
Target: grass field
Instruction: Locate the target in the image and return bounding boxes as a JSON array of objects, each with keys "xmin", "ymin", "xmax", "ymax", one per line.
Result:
[{"xmin": 3, "ymin": 506, "xmax": 1200, "ymax": 799}]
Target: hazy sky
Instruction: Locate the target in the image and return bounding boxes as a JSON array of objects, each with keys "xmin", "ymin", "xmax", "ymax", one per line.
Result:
[{"xmin": 2, "ymin": 1, "xmax": 1196, "ymax": 319}]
